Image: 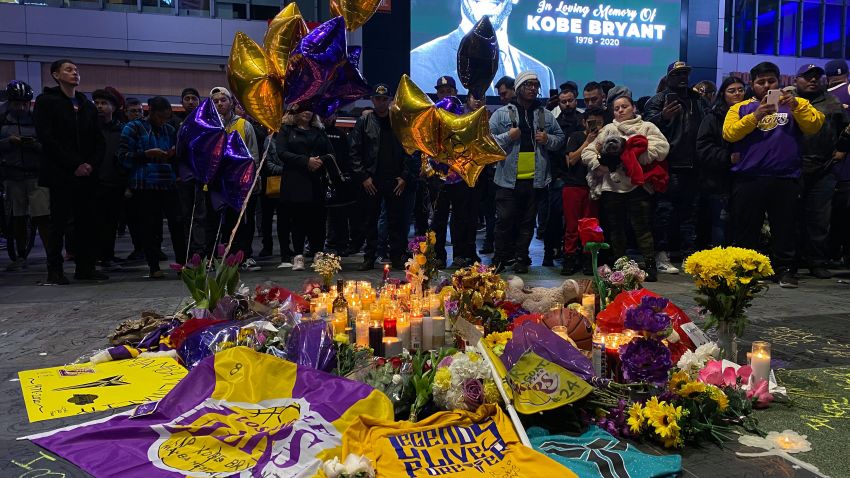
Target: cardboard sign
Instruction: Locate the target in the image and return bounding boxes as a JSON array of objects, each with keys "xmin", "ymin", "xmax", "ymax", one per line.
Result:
[{"xmin": 18, "ymin": 357, "xmax": 186, "ymax": 422}]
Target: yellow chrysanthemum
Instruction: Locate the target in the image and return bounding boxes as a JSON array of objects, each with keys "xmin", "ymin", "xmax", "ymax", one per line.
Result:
[
  {"xmin": 484, "ymin": 380, "xmax": 500, "ymax": 403},
  {"xmin": 333, "ymin": 333, "xmax": 349, "ymax": 344},
  {"xmin": 707, "ymin": 385, "xmax": 729, "ymax": 412},
  {"xmin": 469, "ymin": 352, "xmax": 480, "ymax": 362},
  {"xmin": 679, "ymin": 381, "xmax": 707, "ymax": 398},
  {"xmin": 434, "ymin": 368, "xmax": 451, "ymax": 389},
  {"xmin": 627, "ymin": 403, "xmax": 645, "ymax": 433},
  {"xmin": 668, "ymin": 371, "xmax": 689, "ymax": 392},
  {"xmin": 416, "ymin": 254, "xmax": 427, "ymax": 265},
  {"xmin": 483, "ymin": 331, "xmax": 512, "ymax": 349}
]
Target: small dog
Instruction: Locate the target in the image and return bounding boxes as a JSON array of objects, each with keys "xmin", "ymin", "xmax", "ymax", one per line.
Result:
[{"xmin": 598, "ymin": 136, "xmax": 625, "ymax": 183}]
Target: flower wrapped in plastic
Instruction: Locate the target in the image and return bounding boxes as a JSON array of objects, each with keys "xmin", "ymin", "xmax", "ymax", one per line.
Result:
[{"xmin": 432, "ymin": 351, "xmax": 501, "ymax": 411}]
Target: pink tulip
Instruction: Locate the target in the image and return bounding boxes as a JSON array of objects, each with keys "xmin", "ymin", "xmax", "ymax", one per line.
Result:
[
  {"xmin": 169, "ymin": 263, "xmax": 184, "ymax": 272},
  {"xmin": 736, "ymin": 365, "xmax": 752, "ymax": 384},
  {"xmin": 698, "ymin": 360, "xmax": 724, "ymax": 386},
  {"xmin": 699, "ymin": 360, "xmax": 752, "ymax": 388},
  {"xmin": 746, "ymin": 379, "xmax": 774, "ymax": 408}
]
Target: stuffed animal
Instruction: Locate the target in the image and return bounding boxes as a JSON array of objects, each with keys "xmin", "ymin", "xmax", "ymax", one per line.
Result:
[{"xmin": 505, "ymin": 276, "xmax": 587, "ymax": 313}]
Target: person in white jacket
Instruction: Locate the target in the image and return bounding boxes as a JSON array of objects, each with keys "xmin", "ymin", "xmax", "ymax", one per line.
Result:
[{"xmin": 581, "ymin": 88, "xmax": 670, "ymax": 281}]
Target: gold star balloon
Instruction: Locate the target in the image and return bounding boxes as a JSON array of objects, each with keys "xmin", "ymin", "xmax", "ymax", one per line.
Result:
[
  {"xmin": 226, "ymin": 3, "xmax": 307, "ymax": 132},
  {"xmin": 330, "ymin": 0, "xmax": 382, "ymax": 31},
  {"xmin": 390, "ymin": 75, "xmax": 505, "ymax": 187}
]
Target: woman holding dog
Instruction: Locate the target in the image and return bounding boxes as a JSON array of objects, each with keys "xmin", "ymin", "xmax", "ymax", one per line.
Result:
[{"xmin": 581, "ymin": 86, "xmax": 670, "ymax": 281}]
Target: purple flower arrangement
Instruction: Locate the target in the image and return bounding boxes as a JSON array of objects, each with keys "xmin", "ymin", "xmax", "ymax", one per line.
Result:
[{"xmin": 619, "ymin": 296, "xmax": 673, "ymax": 386}]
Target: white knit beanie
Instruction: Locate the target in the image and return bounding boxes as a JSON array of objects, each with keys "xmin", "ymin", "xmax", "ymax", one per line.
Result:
[{"xmin": 514, "ymin": 70, "xmax": 539, "ymax": 91}]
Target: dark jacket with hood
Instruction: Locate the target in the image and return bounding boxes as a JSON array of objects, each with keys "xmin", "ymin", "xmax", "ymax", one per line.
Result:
[
  {"xmin": 33, "ymin": 86, "xmax": 104, "ymax": 188},
  {"xmin": 644, "ymin": 88, "xmax": 708, "ymax": 169},
  {"xmin": 98, "ymin": 118, "xmax": 126, "ymax": 188},
  {"xmin": 349, "ymin": 112, "xmax": 418, "ymax": 185},
  {"xmin": 274, "ymin": 124, "xmax": 334, "ymax": 204},
  {"xmin": 695, "ymin": 103, "xmax": 733, "ymax": 195},
  {"xmin": 0, "ymin": 109, "xmax": 43, "ymax": 181},
  {"xmin": 798, "ymin": 90, "xmax": 850, "ymax": 175}
]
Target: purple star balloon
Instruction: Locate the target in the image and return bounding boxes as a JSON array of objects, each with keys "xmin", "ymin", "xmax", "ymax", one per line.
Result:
[
  {"xmin": 457, "ymin": 16, "xmax": 499, "ymax": 99},
  {"xmin": 177, "ymin": 98, "xmax": 226, "ymax": 186},
  {"xmin": 435, "ymin": 96, "xmax": 464, "ymax": 115},
  {"xmin": 285, "ymin": 16, "xmax": 348, "ymax": 105},
  {"xmin": 212, "ymin": 131, "xmax": 256, "ymax": 212}
]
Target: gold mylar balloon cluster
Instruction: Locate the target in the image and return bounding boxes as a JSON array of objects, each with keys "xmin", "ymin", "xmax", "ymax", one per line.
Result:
[
  {"xmin": 330, "ymin": 0, "xmax": 382, "ymax": 31},
  {"xmin": 390, "ymin": 75, "xmax": 505, "ymax": 187},
  {"xmin": 226, "ymin": 3, "xmax": 307, "ymax": 132}
]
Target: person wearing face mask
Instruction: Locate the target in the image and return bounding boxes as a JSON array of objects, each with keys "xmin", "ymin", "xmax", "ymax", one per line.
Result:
[
  {"xmin": 695, "ymin": 76, "xmax": 745, "ymax": 248},
  {"xmin": 793, "ymin": 64, "xmax": 850, "ymax": 280},
  {"xmin": 723, "ymin": 61, "xmax": 825, "ymax": 289}
]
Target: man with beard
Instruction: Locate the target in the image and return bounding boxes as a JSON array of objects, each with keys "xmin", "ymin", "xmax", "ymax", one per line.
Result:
[
  {"xmin": 644, "ymin": 61, "xmax": 708, "ymax": 274},
  {"xmin": 794, "ymin": 64, "xmax": 850, "ymax": 279},
  {"xmin": 410, "ymin": 0, "xmax": 555, "ymax": 96}
]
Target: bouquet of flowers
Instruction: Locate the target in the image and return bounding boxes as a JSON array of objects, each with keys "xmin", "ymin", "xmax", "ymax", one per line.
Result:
[
  {"xmin": 322, "ymin": 454, "xmax": 375, "ymax": 478},
  {"xmin": 448, "ymin": 263, "xmax": 508, "ymax": 333},
  {"xmin": 409, "ymin": 348, "xmax": 455, "ymax": 421},
  {"xmin": 698, "ymin": 360, "xmax": 774, "ymax": 409},
  {"xmin": 172, "ymin": 248, "xmax": 242, "ymax": 313},
  {"xmin": 331, "ymin": 333, "xmax": 372, "ymax": 377},
  {"xmin": 619, "ymin": 296, "xmax": 673, "ymax": 386},
  {"xmin": 482, "ymin": 331, "xmax": 512, "ymax": 357},
  {"xmin": 683, "ymin": 247, "xmax": 773, "ymax": 337},
  {"xmin": 363, "ymin": 353, "xmax": 413, "ymax": 419},
  {"xmin": 676, "ymin": 342, "xmax": 720, "ymax": 379},
  {"xmin": 312, "ymin": 252, "xmax": 342, "ymax": 290},
  {"xmin": 598, "ymin": 257, "xmax": 646, "ymax": 304},
  {"xmin": 405, "ymin": 232, "xmax": 439, "ymax": 292},
  {"xmin": 432, "ymin": 351, "xmax": 501, "ymax": 411}
]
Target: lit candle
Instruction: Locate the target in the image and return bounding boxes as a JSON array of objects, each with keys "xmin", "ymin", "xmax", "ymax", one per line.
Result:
[
  {"xmin": 369, "ymin": 303, "xmax": 383, "ymax": 324},
  {"xmin": 605, "ymin": 333, "xmax": 624, "ymax": 382},
  {"xmin": 383, "ymin": 264, "xmax": 390, "ymax": 283},
  {"xmin": 750, "ymin": 341, "xmax": 771, "ymax": 384},
  {"xmin": 431, "ymin": 316, "xmax": 445, "ymax": 348},
  {"xmin": 383, "ymin": 308, "xmax": 397, "ymax": 337},
  {"xmin": 382, "ymin": 337, "xmax": 402, "ymax": 357},
  {"xmin": 369, "ymin": 320, "xmax": 384, "ymax": 356},
  {"xmin": 349, "ymin": 297, "xmax": 362, "ymax": 317},
  {"xmin": 356, "ymin": 312, "xmax": 370, "ymax": 347},
  {"xmin": 581, "ymin": 293, "xmax": 596, "ymax": 322},
  {"xmin": 397, "ymin": 313, "xmax": 411, "ymax": 350},
  {"xmin": 332, "ymin": 310, "xmax": 347, "ymax": 335},
  {"xmin": 428, "ymin": 294, "xmax": 442, "ymax": 317},
  {"xmin": 410, "ymin": 313, "xmax": 423, "ymax": 350},
  {"xmin": 422, "ymin": 314, "xmax": 433, "ymax": 350}
]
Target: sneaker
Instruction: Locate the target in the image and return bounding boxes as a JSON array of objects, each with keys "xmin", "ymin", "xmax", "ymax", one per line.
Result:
[
  {"xmin": 241, "ymin": 258, "xmax": 261, "ymax": 272},
  {"xmin": 149, "ymin": 270, "xmax": 165, "ymax": 279},
  {"xmin": 74, "ymin": 271, "xmax": 109, "ymax": 281},
  {"xmin": 100, "ymin": 261, "xmax": 123, "ymax": 272},
  {"xmin": 292, "ymin": 255, "xmax": 305, "ymax": 271},
  {"xmin": 655, "ymin": 251, "xmax": 680, "ymax": 274},
  {"xmin": 645, "ymin": 257, "xmax": 658, "ymax": 282},
  {"xmin": 257, "ymin": 248, "xmax": 273, "ymax": 258},
  {"xmin": 542, "ymin": 254, "xmax": 554, "ymax": 267},
  {"xmin": 560, "ymin": 255, "xmax": 577, "ymax": 276},
  {"xmin": 5, "ymin": 258, "xmax": 27, "ymax": 271},
  {"xmin": 126, "ymin": 250, "xmax": 145, "ymax": 261},
  {"xmin": 450, "ymin": 257, "xmax": 471, "ymax": 269},
  {"xmin": 277, "ymin": 261, "xmax": 293, "ymax": 269},
  {"xmin": 808, "ymin": 267, "xmax": 832, "ymax": 279},
  {"xmin": 45, "ymin": 272, "xmax": 70, "ymax": 285},
  {"xmin": 779, "ymin": 270, "xmax": 799, "ymax": 288}
]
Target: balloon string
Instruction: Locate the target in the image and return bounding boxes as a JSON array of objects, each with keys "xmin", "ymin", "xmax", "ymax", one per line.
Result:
[
  {"xmin": 208, "ymin": 213, "xmax": 224, "ymax": 272},
  {"xmin": 184, "ymin": 186, "xmax": 197, "ymax": 265},
  {"xmin": 222, "ymin": 136, "xmax": 273, "ymax": 260}
]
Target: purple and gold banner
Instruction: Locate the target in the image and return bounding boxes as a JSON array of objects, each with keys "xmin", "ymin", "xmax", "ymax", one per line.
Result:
[{"xmin": 28, "ymin": 347, "xmax": 393, "ymax": 477}]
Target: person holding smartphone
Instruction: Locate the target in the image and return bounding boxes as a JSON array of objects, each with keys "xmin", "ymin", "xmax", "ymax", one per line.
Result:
[
  {"xmin": 118, "ymin": 96, "xmax": 185, "ymax": 279},
  {"xmin": 723, "ymin": 61, "xmax": 825, "ymax": 288}
]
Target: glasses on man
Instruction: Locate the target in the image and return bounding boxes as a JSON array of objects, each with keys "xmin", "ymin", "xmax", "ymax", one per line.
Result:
[{"xmin": 522, "ymin": 81, "xmax": 541, "ymax": 90}]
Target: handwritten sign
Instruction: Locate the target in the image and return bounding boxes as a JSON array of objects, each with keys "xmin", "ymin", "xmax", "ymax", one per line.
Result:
[
  {"xmin": 453, "ymin": 316, "xmax": 484, "ymax": 346},
  {"xmin": 18, "ymin": 357, "xmax": 187, "ymax": 422}
]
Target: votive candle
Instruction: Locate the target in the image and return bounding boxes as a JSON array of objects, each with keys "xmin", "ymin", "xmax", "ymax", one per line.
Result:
[
  {"xmin": 429, "ymin": 294, "xmax": 442, "ymax": 317},
  {"xmin": 369, "ymin": 320, "xmax": 384, "ymax": 356},
  {"xmin": 383, "ymin": 307, "xmax": 397, "ymax": 337},
  {"xmin": 397, "ymin": 313, "xmax": 411, "ymax": 350},
  {"xmin": 421, "ymin": 314, "xmax": 433, "ymax": 350},
  {"xmin": 356, "ymin": 312, "xmax": 370, "ymax": 347},
  {"xmin": 750, "ymin": 341, "xmax": 771, "ymax": 384},
  {"xmin": 581, "ymin": 293, "xmax": 596, "ymax": 322},
  {"xmin": 431, "ymin": 316, "xmax": 445, "ymax": 348},
  {"xmin": 410, "ymin": 314, "xmax": 423, "ymax": 350},
  {"xmin": 382, "ymin": 336, "xmax": 402, "ymax": 357}
]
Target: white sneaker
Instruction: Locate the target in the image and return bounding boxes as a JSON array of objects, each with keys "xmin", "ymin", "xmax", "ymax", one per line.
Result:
[
  {"xmin": 277, "ymin": 261, "xmax": 293, "ymax": 269},
  {"xmin": 292, "ymin": 255, "xmax": 305, "ymax": 271},
  {"xmin": 655, "ymin": 251, "xmax": 680, "ymax": 274},
  {"xmin": 241, "ymin": 257, "xmax": 262, "ymax": 272}
]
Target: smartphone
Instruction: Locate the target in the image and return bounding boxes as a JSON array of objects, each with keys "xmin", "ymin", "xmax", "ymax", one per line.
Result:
[
  {"xmin": 665, "ymin": 93, "xmax": 679, "ymax": 106},
  {"xmin": 765, "ymin": 89, "xmax": 781, "ymax": 107},
  {"xmin": 586, "ymin": 118, "xmax": 600, "ymax": 132}
]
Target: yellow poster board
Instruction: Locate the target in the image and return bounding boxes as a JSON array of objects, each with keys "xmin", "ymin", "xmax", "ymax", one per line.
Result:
[
  {"xmin": 507, "ymin": 352, "xmax": 593, "ymax": 414},
  {"xmin": 18, "ymin": 357, "xmax": 187, "ymax": 422}
]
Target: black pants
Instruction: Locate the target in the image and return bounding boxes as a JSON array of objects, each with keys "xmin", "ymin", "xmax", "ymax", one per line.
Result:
[
  {"xmin": 124, "ymin": 190, "xmax": 146, "ymax": 253},
  {"xmin": 831, "ymin": 180, "xmax": 850, "ymax": 262},
  {"xmin": 177, "ymin": 180, "xmax": 208, "ymax": 257},
  {"xmin": 413, "ymin": 178, "xmax": 430, "ymax": 236},
  {"xmin": 260, "ymin": 194, "xmax": 277, "ymax": 254},
  {"xmin": 96, "ymin": 185, "xmax": 125, "ymax": 262},
  {"xmin": 494, "ymin": 180, "xmax": 542, "ymax": 264},
  {"xmin": 798, "ymin": 171, "xmax": 837, "ymax": 268},
  {"xmin": 731, "ymin": 175, "xmax": 799, "ymax": 270},
  {"xmin": 363, "ymin": 179, "xmax": 411, "ymax": 262},
  {"xmin": 544, "ymin": 181, "xmax": 565, "ymax": 256},
  {"xmin": 47, "ymin": 184, "xmax": 98, "ymax": 276},
  {"xmin": 600, "ymin": 188, "xmax": 655, "ymax": 261},
  {"xmin": 479, "ymin": 165, "xmax": 496, "ymax": 249},
  {"xmin": 285, "ymin": 201, "xmax": 325, "ymax": 256},
  {"xmin": 135, "ymin": 189, "xmax": 186, "ymax": 273},
  {"xmin": 326, "ymin": 202, "xmax": 355, "ymax": 253},
  {"xmin": 654, "ymin": 168, "xmax": 699, "ymax": 256},
  {"xmin": 222, "ymin": 195, "xmax": 257, "ymax": 259},
  {"xmin": 432, "ymin": 182, "xmax": 479, "ymax": 262}
]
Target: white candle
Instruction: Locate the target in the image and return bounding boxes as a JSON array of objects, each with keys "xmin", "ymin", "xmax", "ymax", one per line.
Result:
[
  {"xmin": 356, "ymin": 312, "xmax": 370, "ymax": 348},
  {"xmin": 422, "ymin": 315, "xmax": 433, "ymax": 350},
  {"xmin": 382, "ymin": 337, "xmax": 402, "ymax": 357},
  {"xmin": 397, "ymin": 314, "xmax": 411, "ymax": 350},
  {"xmin": 750, "ymin": 341, "xmax": 771, "ymax": 384},
  {"xmin": 431, "ymin": 316, "xmax": 445, "ymax": 348},
  {"xmin": 410, "ymin": 314, "xmax": 423, "ymax": 350},
  {"xmin": 429, "ymin": 294, "xmax": 441, "ymax": 317}
]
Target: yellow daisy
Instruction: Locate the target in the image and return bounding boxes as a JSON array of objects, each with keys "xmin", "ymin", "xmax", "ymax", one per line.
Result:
[
  {"xmin": 668, "ymin": 371, "xmax": 689, "ymax": 392},
  {"xmin": 627, "ymin": 403, "xmax": 645, "ymax": 433},
  {"xmin": 679, "ymin": 381, "xmax": 707, "ymax": 398}
]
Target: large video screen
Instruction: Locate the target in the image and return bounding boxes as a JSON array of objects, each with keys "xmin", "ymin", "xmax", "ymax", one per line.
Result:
[{"xmin": 410, "ymin": 0, "xmax": 682, "ymax": 99}]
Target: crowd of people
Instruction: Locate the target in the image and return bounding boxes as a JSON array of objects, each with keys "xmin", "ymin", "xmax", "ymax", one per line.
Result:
[{"xmin": 1, "ymin": 57, "xmax": 849, "ymax": 288}]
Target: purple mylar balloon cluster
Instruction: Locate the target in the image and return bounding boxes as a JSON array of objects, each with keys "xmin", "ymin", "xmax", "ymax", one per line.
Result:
[
  {"xmin": 177, "ymin": 98, "xmax": 256, "ymax": 211},
  {"xmin": 285, "ymin": 16, "xmax": 369, "ymax": 116}
]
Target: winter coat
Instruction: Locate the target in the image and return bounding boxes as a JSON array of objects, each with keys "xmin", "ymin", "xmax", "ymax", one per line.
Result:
[
  {"xmin": 98, "ymin": 118, "xmax": 127, "ymax": 188},
  {"xmin": 695, "ymin": 105, "xmax": 733, "ymax": 195},
  {"xmin": 0, "ymin": 110, "xmax": 43, "ymax": 181},
  {"xmin": 275, "ymin": 124, "xmax": 334, "ymax": 204},
  {"xmin": 643, "ymin": 89, "xmax": 708, "ymax": 169},
  {"xmin": 349, "ymin": 112, "xmax": 418, "ymax": 184},
  {"xmin": 799, "ymin": 91, "xmax": 850, "ymax": 175}
]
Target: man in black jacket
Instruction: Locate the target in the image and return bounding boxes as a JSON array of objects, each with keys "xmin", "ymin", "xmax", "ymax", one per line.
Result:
[
  {"xmin": 350, "ymin": 84, "xmax": 418, "ymax": 270},
  {"xmin": 323, "ymin": 113, "xmax": 356, "ymax": 256},
  {"xmin": 33, "ymin": 59, "xmax": 106, "ymax": 284},
  {"xmin": 643, "ymin": 61, "xmax": 708, "ymax": 274},
  {"xmin": 92, "ymin": 88, "xmax": 126, "ymax": 272},
  {"xmin": 795, "ymin": 64, "xmax": 850, "ymax": 279}
]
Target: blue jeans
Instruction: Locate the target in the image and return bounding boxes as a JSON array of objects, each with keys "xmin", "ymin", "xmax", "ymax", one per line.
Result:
[{"xmin": 654, "ymin": 169, "xmax": 699, "ymax": 256}]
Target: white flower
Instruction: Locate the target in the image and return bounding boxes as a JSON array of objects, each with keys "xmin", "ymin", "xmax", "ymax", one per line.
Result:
[
  {"xmin": 322, "ymin": 457, "xmax": 346, "ymax": 478},
  {"xmin": 392, "ymin": 374, "xmax": 402, "ymax": 385},
  {"xmin": 694, "ymin": 342, "xmax": 720, "ymax": 360},
  {"xmin": 343, "ymin": 454, "xmax": 375, "ymax": 477}
]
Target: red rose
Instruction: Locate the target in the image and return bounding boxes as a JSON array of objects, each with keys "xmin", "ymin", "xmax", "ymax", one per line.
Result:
[
  {"xmin": 376, "ymin": 357, "xmax": 387, "ymax": 366},
  {"xmin": 390, "ymin": 357, "xmax": 403, "ymax": 369},
  {"xmin": 578, "ymin": 218, "xmax": 605, "ymax": 246}
]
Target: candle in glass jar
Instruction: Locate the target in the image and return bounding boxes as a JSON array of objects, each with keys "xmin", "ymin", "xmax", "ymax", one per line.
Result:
[
  {"xmin": 605, "ymin": 333, "xmax": 624, "ymax": 382},
  {"xmin": 581, "ymin": 293, "xmax": 596, "ymax": 322},
  {"xmin": 428, "ymin": 294, "xmax": 442, "ymax": 317},
  {"xmin": 421, "ymin": 314, "xmax": 433, "ymax": 350},
  {"xmin": 349, "ymin": 297, "xmax": 362, "ymax": 317},
  {"xmin": 382, "ymin": 264, "xmax": 390, "ymax": 283},
  {"xmin": 397, "ymin": 313, "xmax": 411, "ymax": 350},
  {"xmin": 431, "ymin": 316, "xmax": 445, "ymax": 348},
  {"xmin": 369, "ymin": 320, "xmax": 384, "ymax": 356},
  {"xmin": 383, "ymin": 308, "xmax": 397, "ymax": 337},
  {"xmin": 750, "ymin": 341, "xmax": 771, "ymax": 384},
  {"xmin": 382, "ymin": 337, "xmax": 402, "ymax": 357},
  {"xmin": 356, "ymin": 312, "xmax": 370, "ymax": 347},
  {"xmin": 410, "ymin": 314, "xmax": 423, "ymax": 350}
]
